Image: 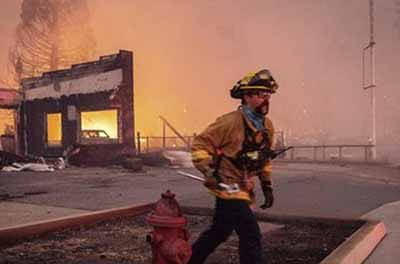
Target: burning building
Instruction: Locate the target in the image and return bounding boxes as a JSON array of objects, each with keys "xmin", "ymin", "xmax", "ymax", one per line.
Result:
[{"xmin": 15, "ymin": 50, "xmax": 135, "ymax": 165}]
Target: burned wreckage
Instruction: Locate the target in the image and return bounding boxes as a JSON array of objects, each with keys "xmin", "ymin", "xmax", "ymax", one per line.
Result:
[{"xmin": 0, "ymin": 50, "xmax": 136, "ymax": 168}]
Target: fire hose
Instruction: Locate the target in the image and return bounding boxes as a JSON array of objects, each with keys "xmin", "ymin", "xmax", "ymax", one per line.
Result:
[{"xmin": 177, "ymin": 170, "xmax": 240, "ymax": 193}]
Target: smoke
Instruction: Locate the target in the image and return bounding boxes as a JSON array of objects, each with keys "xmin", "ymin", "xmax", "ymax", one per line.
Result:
[
  {"xmin": 85, "ymin": 0, "xmax": 400, "ymax": 162},
  {"xmin": 1, "ymin": 0, "xmax": 400, "ymax": 162}
]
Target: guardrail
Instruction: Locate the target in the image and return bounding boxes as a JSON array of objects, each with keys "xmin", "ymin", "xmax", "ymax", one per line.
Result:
[{"xmin": 285, "ymin": 144, "xmax": 375, "ymax": 161}]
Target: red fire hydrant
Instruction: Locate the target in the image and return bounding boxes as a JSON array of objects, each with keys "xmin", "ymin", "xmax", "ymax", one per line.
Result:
[{"xmin": 146, "ymin": 190, "xmax": 192, "ymax": 264}]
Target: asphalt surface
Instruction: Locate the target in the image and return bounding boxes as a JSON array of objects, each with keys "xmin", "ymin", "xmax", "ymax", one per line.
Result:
[
  {"xmin": 1, "ymin": 161, "xmax": 399, "ymax": 219},
  {"xmin": 1, "ymin": 160, "xmax": 400, "ymax": 263}
]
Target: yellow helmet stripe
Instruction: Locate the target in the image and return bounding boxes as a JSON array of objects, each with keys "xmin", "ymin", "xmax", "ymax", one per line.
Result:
[{"xmin": 239, "ymin": 85, "xmax": 275, "ymax": 91}]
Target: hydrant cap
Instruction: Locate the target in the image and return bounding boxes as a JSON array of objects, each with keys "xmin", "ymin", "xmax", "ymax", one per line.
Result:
[{"xmin": 146, "ymin": 190, "xmax": 187, "ymax": 227}]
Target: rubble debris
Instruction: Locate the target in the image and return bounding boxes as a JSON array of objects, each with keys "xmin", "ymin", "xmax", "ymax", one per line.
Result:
[
  {"xmin": 121, "ymin": 157, "xmax": 143, "ymax": 172},
  {"xmin": 2, "ymin": 162, "xmax": 54, "ymax": 172},
  {"xmin": 53, "ymin": 157, "xmax": 66, "ymax": 170},
  {"xmin": 162, "ymin": 150, "xmax": 194, "ymax": 168},
  {"xmin": 139, "ymin": 152, "xmax": 170, "ymax": 167},
  {"xmin": 0, "ymin": 151, "xmax": 38, "ymax": 167},
  {"xmin": 0, "ymin": 150, "xmax": 66, "ymax": 172},
  {"xmin": 63, "ymin": 144, "xmax": 81, "ymax": 167},
  {"xmin": 135, "ymin": 150, "xmax": 194, "ymax": 168}
]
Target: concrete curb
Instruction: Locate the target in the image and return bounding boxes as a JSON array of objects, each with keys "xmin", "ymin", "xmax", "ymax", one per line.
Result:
[
  {"xmin": 321, "ymin": 220, "xmax": 386, "ymax": 264},
  {"xmin": 0, "ymin": 203, "xmax": 154, "ymax": 243},
  {"xmin": 182, "ymin": 205, "xmax": 364, "ymax": 223}
]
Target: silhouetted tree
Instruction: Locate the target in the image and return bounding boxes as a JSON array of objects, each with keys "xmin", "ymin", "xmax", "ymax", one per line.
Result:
[{"xmin": 6, "ymin": 0, "xmax": 96, "ymax": 87}]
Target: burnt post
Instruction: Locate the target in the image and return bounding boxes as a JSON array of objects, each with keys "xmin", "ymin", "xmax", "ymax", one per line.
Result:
[
  {"xmin": 163, "ymin": 122, "xmax": 166, "ymax": 149},
  {"xmin": 137, "ymin": 132, "xmax": 141, "ymax": 154}
]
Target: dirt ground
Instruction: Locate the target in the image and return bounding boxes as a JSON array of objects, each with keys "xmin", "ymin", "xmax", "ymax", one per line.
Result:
[{"xmin": 0, "ymin": 213, "xmax": 363, "ymax": 264}]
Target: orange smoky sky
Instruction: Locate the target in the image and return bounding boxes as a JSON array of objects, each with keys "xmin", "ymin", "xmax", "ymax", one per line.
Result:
[{"xmin": 1, "ymin": 1, "xmax": 400, "ymax": 156}]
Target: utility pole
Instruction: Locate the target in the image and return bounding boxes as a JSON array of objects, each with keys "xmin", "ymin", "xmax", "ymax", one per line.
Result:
[{"xmin": 362, "ymin": 0, "xmax": 376, "ymax": 160}]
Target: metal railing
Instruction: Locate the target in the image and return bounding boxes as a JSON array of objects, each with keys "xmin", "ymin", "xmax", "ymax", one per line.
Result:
[
  {"xmin": 284, "ymin": 144, "xmax": 375, "ymax": 161},
  {"xmin": 135, "ymin": 133, "xmax": 375, "ymax": 162},
  {"xmin": 136, "ymin": 133, "xmax": 194, "ymax": 154}
]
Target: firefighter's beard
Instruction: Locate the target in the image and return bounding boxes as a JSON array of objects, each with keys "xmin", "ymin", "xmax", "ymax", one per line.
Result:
[{"xmin": 255, "ymin": 100, "xmax": 269, "ymax": 115}]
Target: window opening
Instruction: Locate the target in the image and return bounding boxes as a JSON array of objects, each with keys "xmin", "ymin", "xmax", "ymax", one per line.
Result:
[
  {"xmin": 47, "ymin": 113, "xmax": 62, "ymax": 146},
  {"xmin": 80, "ymin": 109, "xmax": 119, "ymax": 144}
]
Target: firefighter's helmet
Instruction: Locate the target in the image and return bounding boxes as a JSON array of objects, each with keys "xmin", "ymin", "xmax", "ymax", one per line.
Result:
[{"xmin": 230, "ymin": 69, "xmax": 278, "ymax": 99}]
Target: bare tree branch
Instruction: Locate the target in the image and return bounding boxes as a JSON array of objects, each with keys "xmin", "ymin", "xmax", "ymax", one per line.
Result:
[{"xmin": 6, "ymin": 0, "xmax": 96, "ymax": 86}]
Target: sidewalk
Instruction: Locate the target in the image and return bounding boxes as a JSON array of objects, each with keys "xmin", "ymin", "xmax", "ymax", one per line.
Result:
[
  {"xmin": 0, "ymin": 202, "xmax": 89, "ymax": 228},
  {"xmin": 362, "ymin": 201, "xmax": 400, "ymax": 263}
]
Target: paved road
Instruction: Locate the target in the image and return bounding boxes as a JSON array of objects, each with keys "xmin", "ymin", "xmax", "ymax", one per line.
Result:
[
  {"xmin": 1, "ymin": 161, "xmax": 399, "ymax": 222},
  {"xmin": 179, "ymin": 162, "xmax": 400, "ymax": 218}
]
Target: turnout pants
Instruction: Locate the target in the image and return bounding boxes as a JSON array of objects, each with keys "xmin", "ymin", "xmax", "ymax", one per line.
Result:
[{"xmin": 188, "ymin": 198, "xmax": 263, "ymax": 264}]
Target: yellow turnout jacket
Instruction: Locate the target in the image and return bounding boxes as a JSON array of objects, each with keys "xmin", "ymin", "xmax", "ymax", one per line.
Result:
[{"xmin": 191, "ymin": 108, "xmax": 274, "ymax": 203}]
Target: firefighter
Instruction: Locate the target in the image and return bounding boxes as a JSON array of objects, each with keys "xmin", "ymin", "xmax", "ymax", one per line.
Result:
[{"xmin": 188, "ymin": 69, "xmax": 278, "ymax": 264}]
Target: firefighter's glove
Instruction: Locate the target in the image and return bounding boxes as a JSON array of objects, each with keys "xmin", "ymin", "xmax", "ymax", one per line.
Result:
[
  {"xmin": 260, "ymin": 181, "xmax": 274, "ymax": 209},
  {"xmin": 202, "ymin": 169, "xmax": 218, "ymax": 189}
]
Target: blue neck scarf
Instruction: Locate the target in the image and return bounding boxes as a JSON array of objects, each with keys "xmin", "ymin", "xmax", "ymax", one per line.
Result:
[{"xmin": 241, "ymin": 105, "xmax": 265, "ymax": 131}]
